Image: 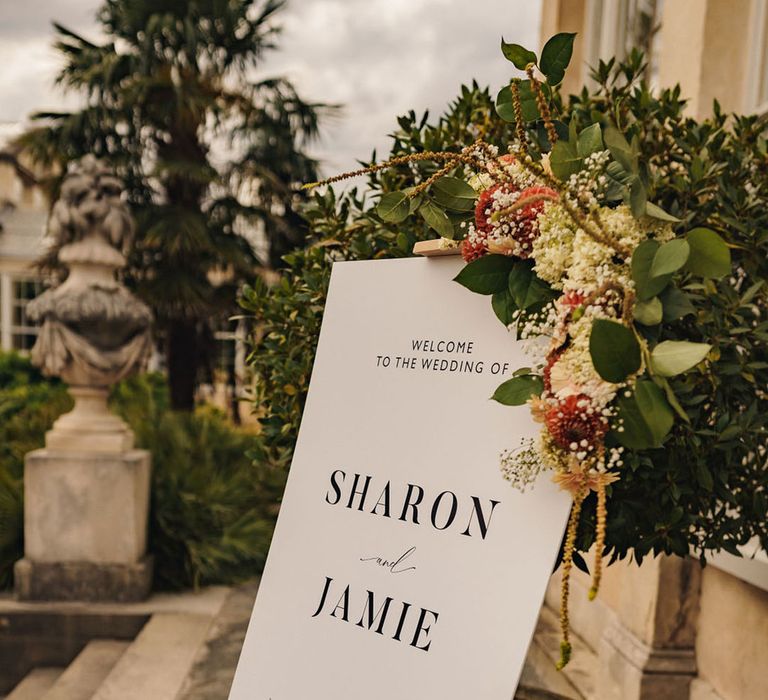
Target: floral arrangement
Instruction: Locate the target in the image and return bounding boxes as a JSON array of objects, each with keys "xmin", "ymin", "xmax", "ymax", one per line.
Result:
[{"xmin": 305, "ymin": 34, "xmax": 766, "ymax": 669}]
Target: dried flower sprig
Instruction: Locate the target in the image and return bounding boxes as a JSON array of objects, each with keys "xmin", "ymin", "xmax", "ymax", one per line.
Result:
[
  {"xmin": 302, "ymin": 149, "xmax": 486, "ymax": 193},
  {"xmin": 526, "ymin": 64, "xmax": 559, "ymax": 148}
]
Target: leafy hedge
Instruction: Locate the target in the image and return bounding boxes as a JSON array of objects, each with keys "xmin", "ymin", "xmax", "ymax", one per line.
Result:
[
  {"xmin": 244, "ymin": 56, "xmax": 768, "ymax": 564},
  {"xmin": 0, "ymin": 353, "xmax": 282, "ymax": 589},
  {"xmin": 0, "ymin": 354, "xmax": 71, "ymax": 587}
]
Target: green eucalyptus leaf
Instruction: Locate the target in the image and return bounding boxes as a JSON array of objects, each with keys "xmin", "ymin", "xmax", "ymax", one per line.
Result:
[
  {"xmin": 491, "ymin": 374, "xmax": 544, "ymax": 405},
  {"xmin": 431, "ymin": 176, "xmax": 476, "ymax": 212},
  {"xmin": 629, "ymin": 177, "xmax": 647, "ymax": 218},
  {"xmin": 500, "ymin": 39, "xmax": 537, "ymax": 69},
  {"xmin": 650, "ymin": 239, "xmax": 690, "ymax": 278},
  {"xmin": 454, "ymin": 254, "xmax": 515, "ymax": 295},
  {"xmin": 615, "ymin": 379, "xmax": 674, "ymax": 449},
  {"xmin": 577, "ymin": 123, "xmax": 603, "ymax": 157},
  {"xmin": 495, "ymin": 81, "xmax": 541, "ymax": 123},
  {"xmin": 376, "ymin": 191, "xmax": 409, "ymax": 223},
  {"xmin": 685, "ymin": 228, "xmax": 731, "ymax": 279},
  {"xmin": 549, "ymin": 139, "xmax": 582, "ymax": 180},
  {"xmin": 604, "ymin": 126, "xmax": 637, "ymax": 173},
  {"xmin": 589, "ymin": 319, "xmax": 642, "ymax": 383},
  {"xmin": 508, "ymin": 260, "xmax": 556, "ymax": 310},
  {"xmin": 491, "ymin": 289, "xmax": 517, "ymax": 326},
  {"xmin": 419, "ymin": 199, "xmax": 454, "ymax": 239},
  {"xmin": 660, "ymin": 287, "xmax": 696, "ymax": 321},
  {"xmin": 634, "ymin": 297, "xmax": 663, "ymax": 326},
  {"xmin": 614, "ymin": 392, "xmax": 655, "ymax": 449},
  {"xmin": 635, "ymin": 379, "xmax": 675, "ymax": 445},
  {"xmin": 695, "ymin": 462, "xmax": 714, "ymax": 491},
  {"xmin": 645, "ymin": 202, "xmax": 681, "ymax": 222},
  {"xmin": 604, "ymin": 160, "xmax": 634, "ymax": 201},
  {"xmin": 632, "ymin": 240, "xmax": 672, "ymax": 300},
  {"xmin": 539, "ymin": 32, "xmax": 576, "ymax": 85},
  {"xmin": 650, "ymin": 340, "xmax": 712, "ymax": 377},
  {"xmin": 654, "ymin": 376, "xmax": 691, "ymax": 423}
]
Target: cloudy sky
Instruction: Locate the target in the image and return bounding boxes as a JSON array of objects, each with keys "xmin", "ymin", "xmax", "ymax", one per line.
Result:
[{"xmin": 0, "ymin": 0, "xmax": 541, "ymax": 174}]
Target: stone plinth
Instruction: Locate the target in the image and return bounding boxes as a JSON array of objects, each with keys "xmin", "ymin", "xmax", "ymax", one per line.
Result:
[{"xmin": 15, "ymin": 449, "xmax": 152, "ymax": 602}]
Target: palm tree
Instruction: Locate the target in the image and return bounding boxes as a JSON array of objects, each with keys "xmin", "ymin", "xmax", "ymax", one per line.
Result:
[{"xmin": 20, "ymin": 0, "xmax": 328, "ymax": 410}]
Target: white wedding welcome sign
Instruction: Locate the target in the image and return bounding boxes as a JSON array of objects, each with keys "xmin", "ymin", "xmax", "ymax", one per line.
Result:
[{"xmin": 229, "ymin": 257, "xmax": 571, "ymax": 700}]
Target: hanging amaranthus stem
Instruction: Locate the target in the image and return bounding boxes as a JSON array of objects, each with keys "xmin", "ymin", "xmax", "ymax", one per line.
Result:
[
  {"xmin": 557, "ymin": 485, "xmax": 587, "ymax": 671},
  {"xmin": 589, "ymin": 478, "xmax": 608, "ymax": 600},
  {"xmin": 526, "ymin": 65, "xmax": 558, "ymax": 147}
]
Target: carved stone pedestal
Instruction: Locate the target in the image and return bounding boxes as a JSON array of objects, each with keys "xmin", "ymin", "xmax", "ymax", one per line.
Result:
[
  {"xmin": 15, "ymin": 157, "xmax": 155, "ymax": 603},
  {"xmin": 45, "ymin": 387, "xmax": 134, "ymax": 453},
  {"xmin": 15, "ymin": 449, "xmax": 152, "ymax": 602}
]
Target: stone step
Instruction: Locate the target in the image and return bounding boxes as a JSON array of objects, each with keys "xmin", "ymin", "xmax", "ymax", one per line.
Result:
[
  {"xmin": 517, "ymin": 637, "xmax": 582, "ymax": 699},
  {"xmin": 6, "ymin": 668, "xmax": 64, "ymax": 700},
  {"xmin": 41, "ymin": 640, "xmax": 129, "ymax": 700},
  {"xmin": 521, "ymin": 604, "xmax": 597, "ymax": 700},
  {"xmin": 91, "ymin": 613, "xmax": 213, "ymax": 700},
  {"xmin": 176, "ymin": 580, "xmax": 260, "ymax": 700}
]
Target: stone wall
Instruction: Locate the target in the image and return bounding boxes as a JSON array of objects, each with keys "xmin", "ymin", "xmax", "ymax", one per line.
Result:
[
  {"xmin": 543, "ymin": 552, "xmax": 768, "ymax": 699},
  {"xmin": 694, "ymin": 566, "xmax": 768, "ymax": 699}
]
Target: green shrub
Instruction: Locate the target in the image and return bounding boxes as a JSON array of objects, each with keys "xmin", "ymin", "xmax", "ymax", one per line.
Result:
[
  {"xmin": 0, "ymin": 353, "xmax": 282, "ymax": 590},
  {"xmin": 244, "ymin": 58, "xmax": 768, "ymax": 564},
  {"xmin": 0, "ymin": 353, "xmax": 70, "ymax": 588},
  {"xmin": 112, "ymin": 374, "xmax": 285, "ymax": 589}
]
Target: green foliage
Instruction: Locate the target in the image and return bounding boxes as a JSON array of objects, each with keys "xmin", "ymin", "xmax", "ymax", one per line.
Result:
[
  {"xmin": 650, "ymin": 239, "xmax": 690, "ymax": 278},
  {"xmin": 685, "ymin": 228, "xmax": 731, "ymax": 278},
  {"xmin": 632, "ymin": 240, "xmax": 673, "ymax": 300},
  {"xmin": 589, "ymin": 319, "xmax": 641, "ymax": 383},
  {"xmin": 246, "ymin": 52, "xmax": 768, "ymax": 567},
  {"xmin": 613, "ymin": 380, "xmax": 674, "ymax": 449},
  {"xmin": 0, "ymin": 354, "xmax": 280, "ymax": 590},
  {"xmin": 566, "ymin": 51, "xmax": 768, "ymax": 563},
  {"xmin": 0, "ymin": 354, "xmax": 71, "ymax": 588},
  {"xmin": 491, "ymin": 375, "xmax": 544, "ymax": 406},
  {"xmin": 650, "ymin": 340, "xmax": 711, "ymax": 377},
  {"xmin": 634, "ymin": 297, "xmax": 663, "ymax": 326},
  {"xmin": 539, "ymin": 33, "xmax": 576, "ymax": 86},
  {"xmin": 431, "ymin": 177, "xmax": 477, "ymax": 212},
  {"xmin": 376, "ymin": 192, "xmax": 410, "ymax": 223},
  {"xmin": 112, "ymin": 375, "xmax": 284, "ymax": 589},
  {"xmin": 454, "ymin": 255, "xmax": 514, "ymax": 295},
  {"xmin": 496, "ymin": 81, "xmax": 541, "ymax": 123},
  {"xmin": 507, "ymin": 260, "xmax": 557, "ymax": 311},
  {"xmin": 500, "ymin": 39, "xmax": 537, "ymax": 70}
]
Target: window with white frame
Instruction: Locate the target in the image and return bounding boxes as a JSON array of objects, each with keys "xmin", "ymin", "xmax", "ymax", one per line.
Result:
[
  {"xmin": 746, "ymin": 0, "xmax": 768, "ymax": 114},
  {"xmin": 11, "ymin": 277, "xmax": 43, "ymax": 351},
  {"xmin": 0, "ymin": 273, "xmax": 43, "ymax": 353},
  {"xmin": 585, "ymin": 0, "xmax": 664, "ymax": 87}
]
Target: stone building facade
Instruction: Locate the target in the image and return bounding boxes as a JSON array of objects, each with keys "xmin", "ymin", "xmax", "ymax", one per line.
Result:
[
  {"xmin": 0, "ymin": 126, "xmax": 49, "ymax": 354},
  {"xmin": 535, "ymin": 2, "xmax": 768, "ymax": 699}
]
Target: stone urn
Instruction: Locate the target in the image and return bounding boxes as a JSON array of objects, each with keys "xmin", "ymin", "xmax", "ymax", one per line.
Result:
[
  {"xmin": 15, "ymin": 156, "xmax": 154, "ymax": 602},
  {"xmin": 27, "ymin": 155, "xmax": 152, "ymax": 451}
]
